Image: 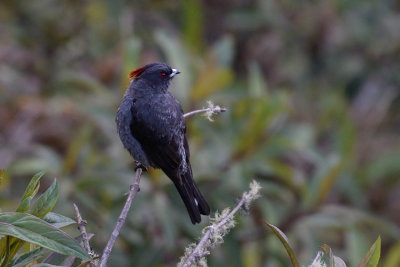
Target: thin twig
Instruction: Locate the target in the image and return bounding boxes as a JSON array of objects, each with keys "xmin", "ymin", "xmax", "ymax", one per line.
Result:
[
  {"xmin": 73, "ymin": 203, "xmax": 94, "ymax": 267},
  {"xmin": 99, "ymin": 168, "xmax": 142, "ymax": 267},
  {"xmin": 183, "ymin": 105, "xmax": 227, "ymax": 118},
  {"xmin": 182, "ymin": 195, "xmax": 247, "ymax": 267}
]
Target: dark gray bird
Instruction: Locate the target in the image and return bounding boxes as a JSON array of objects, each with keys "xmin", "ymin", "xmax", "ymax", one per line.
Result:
[{"xmin": 116, "ymin": 62, "xmax": 210, "ymax": 224}]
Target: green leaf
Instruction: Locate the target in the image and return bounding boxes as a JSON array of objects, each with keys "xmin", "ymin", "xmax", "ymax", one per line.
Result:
[
  {"xmin": 383, "ymin": 242, "xmax": 400, "ymax": 267},
  {"xmin": 43, "ymin": 212, "xmax": 76, "ymax": 229},
  {"xmin": 358, "ymin": 236, "xmax": 381, "ymax": 267},
  {"xmin": 263, "ymin": 220, "xmax": 300, "ymax": 267},
  {"xmin": 0, "ymin": 236, "xmax": 6, "ymax": 258},
  {"xmin": 16, "ymin": 197, "xmax": 33, "ymax": 213},
  {"xmin": 21, "ymin": 171, "xmax": 45, "ymax": 200},
  {"xmin": 16, "ymin": 171, "xmax": 45, "ymax": 212},
  {"xmin": 0, "ymin": 212, "xmax": 90, "ymax": 260},
  {"xmin": 43, "ymin": 233, "xmax": 94, "ymax": 265},
  {"xmin": 31, "ymin": 179, "xmax": 59, "ymax": 219},
  {"xmin": 6, "ymin": 247, "xmax": 43, "ymax": 267},
  {"xmin": 0, "ymin": 236, "xmax": 11, "ymax": 266}
]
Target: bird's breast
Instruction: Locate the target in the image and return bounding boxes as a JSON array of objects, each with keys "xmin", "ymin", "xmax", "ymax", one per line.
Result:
[{"xmin": 131, "ymin": 93, "xmax": 183, "ymax": 144}]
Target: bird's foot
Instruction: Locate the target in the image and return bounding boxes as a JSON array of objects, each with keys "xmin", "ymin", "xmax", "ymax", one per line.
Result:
[{"xmin": 134, "ymin": 161, "xmax": 148, "ymax": 172}]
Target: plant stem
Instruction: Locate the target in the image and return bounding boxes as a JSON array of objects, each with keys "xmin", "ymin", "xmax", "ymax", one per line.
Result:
[
  {"xmin": 99, "ymin": 168, "xmax": 142, "ymax": 267},
  {"xmin": 73, "ymin": 203, "xmax": 94, "ymax": 267},
  {"xmin": 183, "ymin": 105, "xmax": 226, "ymax": 118}
]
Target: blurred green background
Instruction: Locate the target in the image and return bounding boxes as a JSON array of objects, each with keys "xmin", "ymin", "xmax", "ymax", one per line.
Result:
[{"xmin": 1, "ymin": 0, "xmax": 400, "ymax": 266}]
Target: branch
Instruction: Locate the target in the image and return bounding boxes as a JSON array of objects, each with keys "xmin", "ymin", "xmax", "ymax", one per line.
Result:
[
  {"xmin": 179, "ymin": 181, "xmax": 261, "ymax": 267},
  {"xmin": 99, "ymin": 168, "xmax": 143, "ymax": 267},
  {"xmin": 73, "ymin": 203, "xmax": 94, "ymax": 267},
  {"xmin": 184, "ymin": 101, "xmax": 227, "ymax": 120}
]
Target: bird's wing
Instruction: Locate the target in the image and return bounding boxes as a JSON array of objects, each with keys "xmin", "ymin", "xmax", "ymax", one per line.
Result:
[
  {"xmin": 130, "ymin": 102, "xmax": 210, "ymax": 223},
  {"xmin": 140, "ymin": 128, "xmax": 210, "ymax": 223},
  {"xmin": 141, "ymin": 127, "xmax": 188, "ymax": 180},
  {"xmin": 129, "ymin": 96, "xmax": 187, "ymax": 175},
  {"xmin": 116, "ymin": 99, "xmax": 150, "ymax": 167}
]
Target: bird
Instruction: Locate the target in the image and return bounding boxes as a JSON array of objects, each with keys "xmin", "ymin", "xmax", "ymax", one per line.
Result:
[{"xmin": 116, "ymin": 62, "xmax": 210, "ymax": 224}]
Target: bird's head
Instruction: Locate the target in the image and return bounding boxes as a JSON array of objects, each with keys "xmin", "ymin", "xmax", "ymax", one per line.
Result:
[{"xmin": 129, "ymin": 62, "xmax": 180, "ymax": 91}]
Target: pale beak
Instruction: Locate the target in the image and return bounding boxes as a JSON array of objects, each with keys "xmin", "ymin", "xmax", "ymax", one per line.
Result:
[{"xmin": 170, "ymin": 69, "xmax": 181, "ymax": 78}]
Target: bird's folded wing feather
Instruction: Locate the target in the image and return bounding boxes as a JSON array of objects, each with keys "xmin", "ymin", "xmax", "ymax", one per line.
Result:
[{"xmin": 130, "ymin": 108, "xmax": 190, "ymax": 181}]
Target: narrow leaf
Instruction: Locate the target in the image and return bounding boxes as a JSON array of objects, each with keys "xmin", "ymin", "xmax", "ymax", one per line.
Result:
[
  {"xmin": 22, "ymin": 171, "xmax": 45, "ymax": 200},
  {"xmin": 31, "ymin": 179, "xmax": 59, "ymax": 219},
  {"xmin": 0, "ymin": 235, "xmax": 7, "ymax": 258},
  {"xmin": 17, "ymin": 171, "xmax": 45, "ymax": 212},
  {"xmin": 43, "ymin": 212, "xmax": 75, "ymax": 229},
  {"xmin": 16, "ymin": 197, "xmax": 32, "ymax": 213},
  {"xmin": 383, "ymin": 242, "xmax": 400, "ymax": 267},
  {"xmin": 0, "ymin": 212, "xmax": 90, "ymax": 260},
  {"xmin": 43, "ymin": 233, "xmax": 94, "ymax": 265},
  {"xmin": 1, "ymin": 236, "xmax": 11, "ymax": 266},
  {"xmin": 263, "ymin": 220, "xmax": 300, "ymax": 267},
  {"xmin": 358, "ymin": 236, "xmax": 381, "ymax": 267},
  {"xmin": 6, "ymin": 247, "xmax": 43, "ymax": 267}
]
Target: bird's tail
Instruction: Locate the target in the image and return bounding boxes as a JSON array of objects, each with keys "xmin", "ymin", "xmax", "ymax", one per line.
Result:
[{"xmin": 173, "ymin": 170, "xmax": 210, "ymax": 224}]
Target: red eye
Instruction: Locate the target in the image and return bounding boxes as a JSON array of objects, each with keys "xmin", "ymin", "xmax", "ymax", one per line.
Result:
[{"xmin": 160, "ymin": 72, "xmax": 167, "ymax": 78}]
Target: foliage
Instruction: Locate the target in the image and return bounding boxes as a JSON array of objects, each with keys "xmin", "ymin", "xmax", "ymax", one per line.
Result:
[
  {"xmin": 263, "ymin": 221, "xmax": 300, "ymax": 267},
  {"xmin": 1, "ymin": 0, "xmax": 399, "ymax": 266},
  {"xmin": 265, "ymin": 221, "xmax": 380, "ymax": 267},
  {"xmin": 0, "ymin": 172, "xmax": 90, "ymax": 266}
]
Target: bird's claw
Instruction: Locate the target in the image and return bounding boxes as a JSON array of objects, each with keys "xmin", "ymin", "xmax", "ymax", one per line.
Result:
[{"xmin": 134, "ymin": 161, "xmax": 148, "ymax": 172}]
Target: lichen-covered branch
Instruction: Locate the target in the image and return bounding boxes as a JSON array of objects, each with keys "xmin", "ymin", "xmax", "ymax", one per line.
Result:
[
  {"xmin": 184, "ymin": 101, "xmax": 227, "ymax": 121},
  {"xmin": 179, "ymin": 180, "xmax": 261, "ymax": 267}
]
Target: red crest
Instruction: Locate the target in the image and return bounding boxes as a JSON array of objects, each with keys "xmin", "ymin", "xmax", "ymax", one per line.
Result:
[{"xmin": 129, "ymin": 66, "xmax": 146, "ymax": 79}]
